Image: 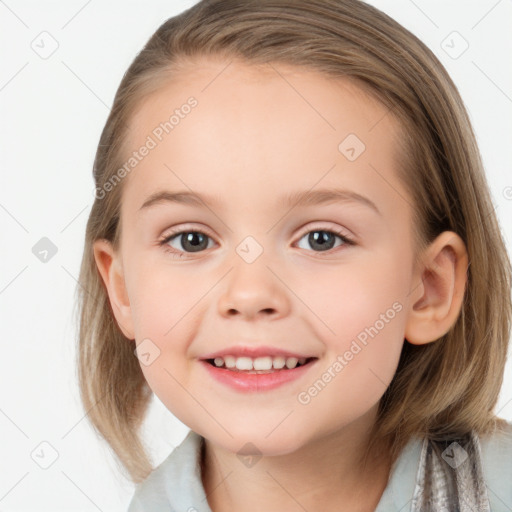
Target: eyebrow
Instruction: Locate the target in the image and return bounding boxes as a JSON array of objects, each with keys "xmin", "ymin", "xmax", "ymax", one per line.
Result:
[{"xmin": 138, "ymin": 188, "xmax": 381, "ymax": 216}]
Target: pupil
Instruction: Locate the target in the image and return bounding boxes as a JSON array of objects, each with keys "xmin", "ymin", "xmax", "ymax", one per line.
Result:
[
  {"xmin": 309, "ymin": 231, "xmax": 335, "ymax": 251},
  {"xmin": 182, "ymin": 232, "xmax": 208, "ymax": 252}
]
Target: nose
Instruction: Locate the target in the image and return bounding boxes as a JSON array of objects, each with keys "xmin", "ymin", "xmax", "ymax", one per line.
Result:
[{"xmin": 217, "ymin": 261, "xmax": 290, "ymax": 321}]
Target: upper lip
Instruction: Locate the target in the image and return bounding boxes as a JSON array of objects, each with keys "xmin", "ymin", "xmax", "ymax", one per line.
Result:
[{"xmin": 200, "ymin": 345, "xmax": 318, "ymax": 360}]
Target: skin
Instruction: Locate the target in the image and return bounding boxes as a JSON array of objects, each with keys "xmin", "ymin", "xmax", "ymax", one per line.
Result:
[{"xmin": 94, "ymin": 57, "xmax": 468, "ymax": 511}]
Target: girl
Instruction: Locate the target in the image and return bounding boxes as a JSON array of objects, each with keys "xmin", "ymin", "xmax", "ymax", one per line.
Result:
[{"xmin": 76, "ymin": 0, "xmax": 512, "ymax": 510}]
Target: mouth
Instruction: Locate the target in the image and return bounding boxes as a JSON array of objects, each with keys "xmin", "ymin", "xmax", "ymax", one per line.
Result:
[{"xmin": 200, "ymin": 351, "xmax": 320, "ymax": 392}]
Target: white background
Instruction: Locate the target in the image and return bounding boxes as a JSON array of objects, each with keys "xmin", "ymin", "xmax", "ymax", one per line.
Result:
[{"xmin": 1, "ymin": 0, "xmax": 511, "ymax": 510}]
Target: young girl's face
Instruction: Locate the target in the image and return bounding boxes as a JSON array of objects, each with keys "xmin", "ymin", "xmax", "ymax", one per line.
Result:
[{"xmin": 99, "ymin": 58, "xmax": 423, "ymax": 455}]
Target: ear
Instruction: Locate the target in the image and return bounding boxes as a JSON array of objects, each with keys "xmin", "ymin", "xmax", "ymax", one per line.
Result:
[
  {"xmin": 93, "ymin": 239, "xmax": 135, "ymax": 340},
  {"xmin": 404, "ymin": 231, "xmax": 468, "ymax": 345}
]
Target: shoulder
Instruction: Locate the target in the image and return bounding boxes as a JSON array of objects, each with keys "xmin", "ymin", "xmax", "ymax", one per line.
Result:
[
  {"xmin": 126, "ymin": 452, "xmax": 178, "ymax": 512},
  {"xmin": 127, "ymin": 430, "xmax": 210, "ymax": 512},
  {"xmin": 479, "ymin": 418, "xmax": 512, "ymax": 508}
]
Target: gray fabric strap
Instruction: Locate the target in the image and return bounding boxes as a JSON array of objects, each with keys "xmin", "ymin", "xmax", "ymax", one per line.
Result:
[{"xmin": 411, "ymin": 430, "xmax": 491, "ymax": 511}]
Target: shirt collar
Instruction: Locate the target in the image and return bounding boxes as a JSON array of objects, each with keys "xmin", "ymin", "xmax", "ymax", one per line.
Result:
[{"xmin": 129, "ymin": 429, "xmax": 423, "ymax": 511}]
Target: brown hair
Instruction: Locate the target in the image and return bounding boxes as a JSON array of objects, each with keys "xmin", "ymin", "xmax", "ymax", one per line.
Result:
[{"xmin": 75, "ymin": 0, "xmax": 512, "ymax": 484}]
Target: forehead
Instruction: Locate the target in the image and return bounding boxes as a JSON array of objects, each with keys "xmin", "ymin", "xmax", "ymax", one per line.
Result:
[
  {"xmin": 129, "ymin": 57, "xmax": 394, "ymax": 132},
  {"xmin": 120, "ymin": 58, "xmax": 406, "ymax": 218}
]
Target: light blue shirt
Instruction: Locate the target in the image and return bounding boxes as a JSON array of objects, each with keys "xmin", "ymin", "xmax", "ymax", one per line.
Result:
[{"xmin": 127, "ymin": 420, "xmax": 512, "ymax": 511}]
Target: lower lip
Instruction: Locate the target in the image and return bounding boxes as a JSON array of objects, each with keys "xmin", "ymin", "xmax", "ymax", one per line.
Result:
[{"xmin": 199, "ymin": 359, "xmax": 317, "ymax": 392}]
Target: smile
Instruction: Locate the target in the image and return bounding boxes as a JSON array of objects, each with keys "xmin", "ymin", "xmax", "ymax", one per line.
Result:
[{"xmin": 200, "ymin": 356, "xmax": 319, "ymax": 392}]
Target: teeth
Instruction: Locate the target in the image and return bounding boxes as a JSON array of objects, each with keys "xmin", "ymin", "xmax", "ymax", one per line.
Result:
[
  {"xmin": 235, "ymin": 357, "xmax": 253, "ymax": 370},
  {"xmin": 285, "ymin": 357, "xmax": 298, "ymax": 369},
  {"xmin": 224, "ymin": 355, "xmax": 236, "ymax": 368},
  {"xmin": 253, "ymin": 357, "xmax": 273, "ymax": 370},
  {"xmin": 210, "ymin": 355, "xmax": 309, "ymax": 371},
  {"xmin": 273, "ymin": 356, "xmax": 286, "ymax": 369}
]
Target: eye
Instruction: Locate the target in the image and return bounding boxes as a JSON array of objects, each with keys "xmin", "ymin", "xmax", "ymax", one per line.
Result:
[
  {"xmin": 295, "ymin": 227, "xmax": 354, "ymax": 253},
  {"xmin": 159, "ymin": 229, "xmax": 215, "ymax": 257},
  {"xmin": 158, "ymin": 225, "xmax": 355, "ymax": 258}
]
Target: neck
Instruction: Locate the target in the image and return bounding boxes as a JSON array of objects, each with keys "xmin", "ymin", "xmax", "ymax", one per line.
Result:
[{"xmin": 201, "ymin": 407, "xmax": 392, "ymax": 512}]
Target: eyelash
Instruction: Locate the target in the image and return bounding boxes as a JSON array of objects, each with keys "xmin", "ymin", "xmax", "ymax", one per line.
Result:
[{"xmin": 158, "ymin": 225, "xmax": 355, "ymax": 259}]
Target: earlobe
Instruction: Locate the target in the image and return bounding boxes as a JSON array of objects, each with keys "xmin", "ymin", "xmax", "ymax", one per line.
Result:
[
  {"xmin": 93, "ymin": 239, "xmax": 135, "ymax": 340},
  {"xmin": 404, "ymin": 231, "xmax": 468, "ymax": 346}
]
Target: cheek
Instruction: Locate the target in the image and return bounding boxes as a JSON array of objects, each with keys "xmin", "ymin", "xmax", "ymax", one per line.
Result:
[
  {"xmin": 302, "ymin": 258, "xmax": 407, "ymax": 332},
  {"xmin": 127, "ymin": 262, "xmax": 200, "ymax": 374},
  {"xmin": 127, "ymin": 267, "xmax": 192, "ymax": 392},
  {"xmin": 127, "ymin": 259, "xmax": 189, "ymax": 337},
  {"xmin": 298, "ymin": 253, "xmax": 408, "ymax": 375},
  {"xmin": 130, "ymin": 274, "xmax": 195, "ymax": 414}
]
